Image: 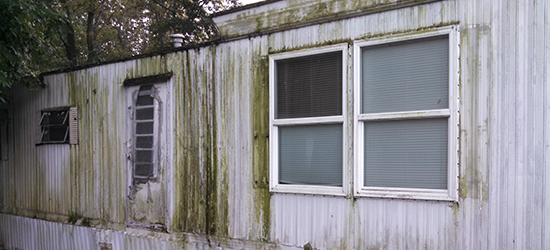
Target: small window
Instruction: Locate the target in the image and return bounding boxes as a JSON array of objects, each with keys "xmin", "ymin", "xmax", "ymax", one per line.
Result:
[
  {"xmin": 270, "ymin": 45, "xmax": 347, "ymax": 195},
  {"xmin": 133, "ymin": 85, "xmax": 158, "ymax": 181},
  {"xmin": 40, "ymin": 109, "xmax": 69, "ymax": 143}
]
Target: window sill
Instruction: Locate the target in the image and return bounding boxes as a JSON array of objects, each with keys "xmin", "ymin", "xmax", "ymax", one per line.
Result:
[
  {"xmin": 270, "ymin": 184, "xmax": 346, "ymax": 197},
  {"xmin": 355, "ymin": 188, "xmax": 456, "ymax": 202}
]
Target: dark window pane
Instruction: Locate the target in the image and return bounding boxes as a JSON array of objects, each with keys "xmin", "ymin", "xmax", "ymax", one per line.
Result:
[
  {"xmin": 43, "ymin": 127, "xmax": 68, "ymax": 142},
  {"xmin": 276, "ymin": 51, "xmax": 342, "ymax": 119},
  {"xmin": 135, "ymin": 150, "xmax": 152, "ymax": 163},
  {"xmin": 136, "ymin": 136, "xmax": 153, "ymax": 149},
  {"xmin": 136, "ymin": 122, "xmax": 153, "ymax": 134},
  {"xmin": 135, "ymin": 164, "xmax": 153, "ymax": 177},
  {"xmin": 137, "ymin": 95, "xmax": 154, "ymax": 106},
  {"xmin": 279, "ymin": 124, "xmax": 343, "ymax": 186},
  {"xmin": 136, "ymin": 108, "xmax": 154, "ymax": 120},
  {"xmin": 41, "ymin": 110, "xmax": 68, "ymax": 125}
]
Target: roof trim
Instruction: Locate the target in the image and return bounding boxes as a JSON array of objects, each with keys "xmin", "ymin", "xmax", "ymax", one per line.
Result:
[
  {"xmin": 123, "ymin": 73, "xmax": 173, "ymax": 86},
  {"xmin": 216, "ymin": 0, "xmax": 444, "ymax": 42},
  {"xmin": 40, "ymin": 40, "xmax": 220, "ymax": 77},
  {"xmin": 210, "ymin": 0, "xmax": 282, "ymax": 17}
]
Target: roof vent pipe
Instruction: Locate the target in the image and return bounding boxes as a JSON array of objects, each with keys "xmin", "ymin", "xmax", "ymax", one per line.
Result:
[{"xmin": 170, "ymin": 34, "xmax": 185, "ymax": 48}]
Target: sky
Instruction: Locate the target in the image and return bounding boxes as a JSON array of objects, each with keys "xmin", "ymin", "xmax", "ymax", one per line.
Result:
[{"xmin": 238, "ymin": 0, "xmax": 264, "ymax": 5}]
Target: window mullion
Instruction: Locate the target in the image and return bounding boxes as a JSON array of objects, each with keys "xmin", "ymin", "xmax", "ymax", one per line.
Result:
[
  {"xmin": 358, "ymin": 109, "xmax": 450, "ymax": 121},
  {"xmin": 273, "ymin": 115, "xmax": 344, "ymax": 126}
]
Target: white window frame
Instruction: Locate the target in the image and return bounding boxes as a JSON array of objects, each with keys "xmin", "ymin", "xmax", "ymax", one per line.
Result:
[
  {"xmin": 269, "ymin": 44, "xmax": 348, "ymax": 196},
  {"xmin": 353, "ymin": 27, "xmax": 460, "ymax": 201}
]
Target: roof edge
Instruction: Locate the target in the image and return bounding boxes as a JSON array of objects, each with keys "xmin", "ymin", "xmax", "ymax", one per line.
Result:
[
  {"xmin": 210, "ymin": 0, "xmax": 282, "ymax": 17},
  {"xmin": 40, "ymin": 39, "xmax": 220, "ymax": 77}
]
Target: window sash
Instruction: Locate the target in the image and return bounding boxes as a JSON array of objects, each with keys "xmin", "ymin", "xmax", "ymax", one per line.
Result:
[
  {"xmin": 353, "ymin": 27, "xmax": 459, "ymax": 201},
  {"xmin": 39, "ymin": 109, "xmax": 70, "ymax": 143},
  {"xmin": 132, "ymin": 85, "xmax": 159, "ymax": 180},
  {"xmin": 363, "ymin": 118, "xmax": 449, "ymax": 190},
  {"xmin": 269, "ymin": 44, "xmax": 347, "ymax": 196}
]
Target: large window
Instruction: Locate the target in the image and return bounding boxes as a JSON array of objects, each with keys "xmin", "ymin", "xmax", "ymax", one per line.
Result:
[
  {"xmin": 269, "ymin": 45, "xmax": 347, "ymax": 195},
  {"xmin": 269, "ymin": 27, "xmax": 458, "ymax": 200},
  {"xmin": 354, "ymin": 28, "xmax": 458, "ymax": 200}
]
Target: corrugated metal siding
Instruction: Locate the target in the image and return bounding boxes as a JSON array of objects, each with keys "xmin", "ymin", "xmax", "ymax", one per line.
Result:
[
  {"xmin": 214, "ymin": 40, "xmax": 255, "ymax": 240},
  {"xmin": 7, "ymin": 75, "xmax": 72, "ymax": 217},
  {"xmin": 271, "ymin": 194, "xmax": 349, "ymax": 249},
  {"xmin": 0, "ymin": 213, "xmax": 293, "ymax": 249},
  {"xmin": 456, "ymin": 0, "xmax": 549, "ymax": 249},
  {"xmin": 1, "ymin": 0, "xmax": 549, "ymax": 249}
]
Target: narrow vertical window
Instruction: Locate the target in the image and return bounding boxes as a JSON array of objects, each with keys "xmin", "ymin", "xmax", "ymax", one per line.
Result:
[{"xmin": 133, "ymin": 85, "xmax": 157, "ymax": 180}]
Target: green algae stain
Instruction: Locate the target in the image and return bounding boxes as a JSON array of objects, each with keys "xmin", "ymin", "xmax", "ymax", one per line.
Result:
[
  {"xmin": 458, "ymin": 176, "xmax": 468, "ymax": 199},
  {"xmin": 252, "ymin": 52, "xmax": 270, "ymax": 242},
  {"xmin": 177, "ymin": 50, "xmax": 204, "ymax": 233},
  {"xmin": 268, "ymin": 38, "xmax": 353, "ymax": 55}
]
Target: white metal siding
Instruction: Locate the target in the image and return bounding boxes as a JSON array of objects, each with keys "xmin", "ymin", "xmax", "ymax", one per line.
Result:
[{"xmin": 1, "ymin": 0, "xmax": 549, "ymax": 249}]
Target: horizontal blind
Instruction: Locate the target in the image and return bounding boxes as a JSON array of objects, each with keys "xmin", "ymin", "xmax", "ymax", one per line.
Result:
[
  {"xmin": 276, "ymin": 51, "xmax": 342, "ymax": 119},
  {"xmin": 364, "ymin": 118, "xmax": 448, "ymax": 189},
  {"xmin": 362, "ymin": 35, "xmax": 449, "ymax": 114},
  {"xmin": 279, "ymin": 124, "xmax": 343, "ymax": 186}
]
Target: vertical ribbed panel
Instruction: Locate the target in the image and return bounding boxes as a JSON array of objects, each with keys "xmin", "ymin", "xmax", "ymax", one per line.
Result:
[
  {"xmin": 1, "ymin": 213, "xmax": 283, "ymax": 249},
  {"xmin": 271, "ymin": 194, "xmax": 348, "ymax": 249},
  {"xmin": 212, "ymin": 39, "xmax": 257, "ymax": 239},
  {"xmin": 2, "ymin": 0, "xmax": 550, "ymax": 249},
  {"xmin": 456, "ymin": 0, "xmax": 549, "ymax": 249},
  {"xmin": 69, "ymin": 107, "xmax": 78, "ymax": 145}
]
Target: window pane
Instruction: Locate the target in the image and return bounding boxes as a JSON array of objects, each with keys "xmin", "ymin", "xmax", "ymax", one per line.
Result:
[
  {"xmin": 42, "ymin": 127, "xmax": 68, "ymax": 142},
  {"xmin": 135, "ymin": 164, "xmax": 153, "ymax": 177},
  {"xmin": 137, "ymin": 95, "xmax": 154, "ymax": 106},
  {"xmin": 136, "ymin": 122, "xmax": 153, "ymax": 134},
  {"xmin": 136, "ymin": 136, "xmax": 153, "ymax": 149},
  {"xmin": 40, "ymin": 110, "xmax": 68, "ymax": 125},
  {"xmin": 364, "ymin": 118, "xmax": 448, "ymax": 189},
  {"xmin": 137, "ymin": 85, "xmax": 154, "ymax": 106},
  {"xmin": 362, "ymin": 35, "xmax": 449, "ymax": 113},
  {"xmin": 279, "ymin": 124, "xmax": 342, "ymax": 186},
  {"xmin": 135, "ymin": 150, "xmax": 153, "ymax": 163},
  {"xmin": 276, "ymin": 51, "xmax": 342, "ymax": 119},
  {"xmin": 136, "ymin": 108, "xmax": 154, "ymax": 120}
]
